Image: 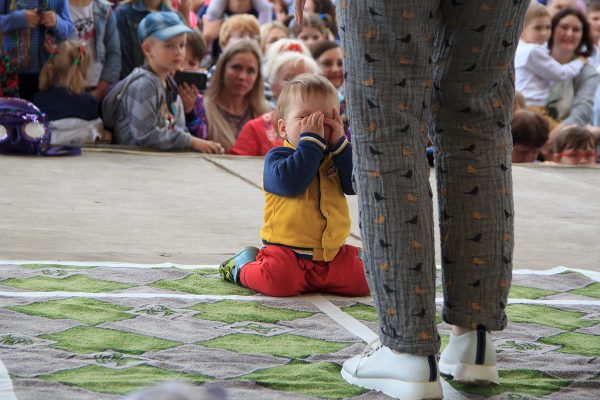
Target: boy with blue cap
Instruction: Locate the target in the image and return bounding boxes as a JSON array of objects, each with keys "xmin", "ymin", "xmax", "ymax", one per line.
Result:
[{"xmin": 109, "ymin": 11, "xmax": 223, "ymax": 153}]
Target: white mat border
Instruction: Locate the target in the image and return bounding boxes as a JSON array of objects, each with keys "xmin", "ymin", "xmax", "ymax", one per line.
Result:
[{"xmin": 1, "ymin": 261, "xmax": 598, "ymax": 282}]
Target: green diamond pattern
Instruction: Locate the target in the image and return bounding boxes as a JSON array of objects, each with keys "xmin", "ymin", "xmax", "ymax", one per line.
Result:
[
  {"xmin": 151, "ymin": 273, "xmax": 255, "ymax": 295},
  {"xmin": 7, "ymin": 298, "xmax": 134, "ymax": 325},
  {"xmin": 238, "ymin": 361, "xmax": 365, "ymax": 399},
  {"xmin": 191, "ymin": 300, "xmax": 312, "ymax": 324},
  {"xmin": 507, "ymin": 304, "xmax": 598, "ymax": 331},
  {"xmin": 197, "ymin": 333, "xmax": 351, "ymax": 359},
  {"xmin": 539, "ymin": 332, "xmax": 600, "ymax": 357},
  {"xmin": 569, "ymin": 282, "xmax": 600, "ymax": 299},
  {"xmin": 39, "ymin": 365, "xmax": 210, "ymax": 395},
  {"xmin": 448, "ymin": 369, "xmax": 570, "ymax": 397},
  {"xmin": 341, "ymin": 303, "xmax": 442, "ymax": 323},
  {"xmin": 0, "ymin": 275, "xmax": 133, "ymax": 293},
  {"xmin": 508, "ymin": 285, "xmax": 559, "ymax": 300},
  {"xmin": 40, "ymin": 326, "xmax": 181, "ymax": 354}
]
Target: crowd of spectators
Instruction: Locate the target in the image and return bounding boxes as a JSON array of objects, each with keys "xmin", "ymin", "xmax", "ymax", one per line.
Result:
[{"xmin": 0, "ymin": 0, "xmax": 597, "ymax": 164}]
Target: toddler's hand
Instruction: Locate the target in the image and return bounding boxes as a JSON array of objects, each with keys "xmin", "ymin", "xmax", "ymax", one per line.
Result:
[
  {"xmin": 25, "ymin": 9, "xmax": 40, "ymax": 28},
  {"xmin": 323, "ymin": 107, "xmax": 345, "ymax": 147},
  {"xmin": 300, "ymin": 111, "xmax": 325, "ymax": 139},
  {"xmin": 40, "ymin": 11, "xmax": 56, "ymax": 28},
  {"xmin": 177, "ymin": 82, "xmax": 199, "ymax": 114}
]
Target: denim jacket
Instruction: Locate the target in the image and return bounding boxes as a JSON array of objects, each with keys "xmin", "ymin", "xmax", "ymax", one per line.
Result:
[
  {"xmin": 92, "ymin": 0, "xmax": 121, "ymax": 83},
  {"xmin": 0, "ymin": 0, "xmax": 74, "ymax": 73},
  {"xmin": 114, "ymin": 0, "xmax": 170, "ymax": 78}
]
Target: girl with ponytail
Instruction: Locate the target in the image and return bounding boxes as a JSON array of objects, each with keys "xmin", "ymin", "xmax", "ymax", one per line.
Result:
[{"xmin": 34, "ymin": 40, "xmax": 111, "ymax": 145}]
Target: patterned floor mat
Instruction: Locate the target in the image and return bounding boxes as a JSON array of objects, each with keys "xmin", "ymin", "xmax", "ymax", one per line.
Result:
[{"xmin": 1, "ymin": 262, "xmax": 599, "ymax": 399}]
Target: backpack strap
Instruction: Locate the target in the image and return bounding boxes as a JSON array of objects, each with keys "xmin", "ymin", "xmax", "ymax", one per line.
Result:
[{"xmin": 44, "ymin": 145, "xmax": 82, "ymax": 156}]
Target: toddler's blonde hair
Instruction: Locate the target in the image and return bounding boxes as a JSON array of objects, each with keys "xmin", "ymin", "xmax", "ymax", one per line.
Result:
[{"xmin": 276, "ymin": 73, "xmax": 339, "ymax": 121}]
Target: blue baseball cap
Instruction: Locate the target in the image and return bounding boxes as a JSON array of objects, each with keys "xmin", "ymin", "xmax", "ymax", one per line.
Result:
[{"xmin": 137, "ymin": 11, "xmax": 193, "ymax": 44}]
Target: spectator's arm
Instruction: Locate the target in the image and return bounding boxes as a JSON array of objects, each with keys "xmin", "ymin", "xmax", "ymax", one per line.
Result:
[
  {"xmin": 0, "ymin": 6, "xmax": 28, "ymax": 33},
  {"xmin": 528, "ymin": 46, "xmax": 584, "ymax": 82},
  {"xmin": 52, "ymin": 0, "xmax": 75, "ymax": 39},
  {"xmin": 202, "ymin": 16, "xmax": 221, "ymax": 45},
  {"xmin": 563, "ymin": 64, "xmax": 600, "ymax": 125}
]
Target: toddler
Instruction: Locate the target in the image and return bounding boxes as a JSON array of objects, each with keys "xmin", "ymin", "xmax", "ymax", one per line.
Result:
[
  {"xmin": 515, "ymin": 3, "xmax": 585, "ymax": 107},
  {"xmin": 219, "ymin": 73, "xmax": 370, "ymax": 297}
]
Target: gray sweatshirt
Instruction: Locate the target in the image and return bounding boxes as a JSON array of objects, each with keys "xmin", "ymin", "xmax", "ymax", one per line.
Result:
[{"xmin": 114, "ymin": 67, "xmax": 192, "ymax": 150}]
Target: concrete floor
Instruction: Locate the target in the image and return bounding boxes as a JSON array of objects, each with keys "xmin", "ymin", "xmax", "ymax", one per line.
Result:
[{"xmin": 0, "ymin": 150, "xmax": 598, "ymax": 270}]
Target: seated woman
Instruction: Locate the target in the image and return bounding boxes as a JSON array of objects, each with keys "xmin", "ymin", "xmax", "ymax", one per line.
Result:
[
  {"xmin": 546, "ymin": 9, "xmax": 599, "ymax": 130},
  {"xmin": 204, "ymin": 39, "xmax": 271, "ymax": 151},
  {"xmin": 230, "ymin": 52, "xmax": 320, "ymax": 155}
]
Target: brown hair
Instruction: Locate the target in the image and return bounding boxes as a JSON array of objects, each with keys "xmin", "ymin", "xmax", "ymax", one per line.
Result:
[
  {"xmin": 311, "ymin": 40, "xmax": 339, "ymax": 60},
  {"xmin": 39, "ymin": 40, "xmax": 91, "ymax": 96},
  {"xmin": 186, "ymin": 29, "xmax": 208, "ymax": 64},
  {"xmin": 218, "ymin": 14, "xmax": 261, "ymax": 49},
  {"xmin": 276, "ymin": 73, "xmax": 339, "ymax": 121},
  {"xmin": 294, "ymin": 13, "xmax": 328, "ymax": 36},
  {"xmin": 511, "ymin": 110, "xmax": 550, "ymax": 148},
  {"xmin": 205, "ymin": 39, "xmax": 270, "ymax": 150},
  {"xmin": 589, "ymin": 0, "xmax": 600, "ymax": 13},
  {"xmin": 553, "ymin": 125, "xmax": 597, "ymax": 153}
]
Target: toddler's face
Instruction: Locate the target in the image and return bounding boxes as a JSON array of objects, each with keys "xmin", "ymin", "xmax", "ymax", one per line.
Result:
[
  {"xmin": 278, "ymin": 93, "xmax": 338, "ymax": 147},
  {"xmin": 521, "ymin": 16, "xmax": 552, "ymax": 44}
]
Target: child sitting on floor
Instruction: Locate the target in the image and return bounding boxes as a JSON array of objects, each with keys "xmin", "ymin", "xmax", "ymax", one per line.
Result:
[
  {"xmin": 219, "ymin": 74, "xmax": 370, "ymax": 297},
  {"xmin": 107, "ymin": 11, "xmax": 223, "ymax": 153}
]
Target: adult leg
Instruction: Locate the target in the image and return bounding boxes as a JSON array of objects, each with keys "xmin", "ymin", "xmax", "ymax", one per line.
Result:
[
  {"xmin": 340, "ymin": 0, "xmax": 440, "ymax": 356},
  {"xmin": 430, "ymin": 0, "xmax": 528, "ymax": 383},
  {"xmin": 338, "ymin": 1, "xmax": 443, "ymax": 398}
]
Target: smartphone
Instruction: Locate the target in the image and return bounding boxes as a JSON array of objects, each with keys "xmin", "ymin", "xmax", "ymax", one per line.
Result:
[{"xmin": 174, "ymin": 71, "xmax": 207, "ymax": 91}]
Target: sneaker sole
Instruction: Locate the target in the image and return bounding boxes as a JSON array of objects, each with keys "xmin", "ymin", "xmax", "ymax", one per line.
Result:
[
  {"xmin": 439, "ymin": 361, "xmax": 499, "ymax": 385},
  {"xmin": 341, "ymin": 368, "xmax": 443, "ymax": 400}
]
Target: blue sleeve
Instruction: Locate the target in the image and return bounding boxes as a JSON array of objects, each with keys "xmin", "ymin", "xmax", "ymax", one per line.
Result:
[
  {"xmin": 263, "ymin": 133, "xmax": 326, "ymax": 197},
  {"xmin": 330, "ymin": 136, "xmax": 355, "ymax": 195},
  {"xmin": 52, "ymin": 0, "xmax": 75, "ymax": 40},
  {"xmin": 0, "ymin": 7, "xmax": 28, "ymax": 33},
  {"xmin": 100, "ymin": 9, "xmax": 121, "ymax": 83}
]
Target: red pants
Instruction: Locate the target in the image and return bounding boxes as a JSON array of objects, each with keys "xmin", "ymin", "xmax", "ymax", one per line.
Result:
[{"xmin": 239, "ymin": 244, "xmax": 370, "ymax": 297}]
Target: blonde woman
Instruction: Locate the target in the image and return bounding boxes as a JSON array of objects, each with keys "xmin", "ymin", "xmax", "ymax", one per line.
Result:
[{"xmin": 205, "ymin": 39, "xmax": 271, "ymax": 151}]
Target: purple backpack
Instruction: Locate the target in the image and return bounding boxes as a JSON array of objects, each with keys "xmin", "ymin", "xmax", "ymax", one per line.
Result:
[{"xmin": 0, "ymin": 98, "xmax": 80, "ymax": 156}]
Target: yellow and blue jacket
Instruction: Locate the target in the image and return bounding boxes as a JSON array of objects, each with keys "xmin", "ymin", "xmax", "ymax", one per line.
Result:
[{"xmin": 260, "ymin": 132, "xmax": 354, "ymax": 262}]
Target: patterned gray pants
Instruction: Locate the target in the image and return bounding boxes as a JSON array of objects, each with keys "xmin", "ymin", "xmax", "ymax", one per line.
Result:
[{"xmin": 338, "ymin": 0, "xmax": 528, "ymax": 355}]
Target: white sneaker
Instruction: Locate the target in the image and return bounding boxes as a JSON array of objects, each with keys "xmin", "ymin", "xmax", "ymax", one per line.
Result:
[
  {"xmin": 341, "ymin": 340, "xmax": 443, "ymax": 400},
  {"xmin": 439, "ymin": 326, "xmax": 499, "ymax": 385}
]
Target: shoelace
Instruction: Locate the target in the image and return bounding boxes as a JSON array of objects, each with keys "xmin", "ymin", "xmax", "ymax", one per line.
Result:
[{"xmin": 354, "ymin": 338, "xmax": 383, "ymax": 374}]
